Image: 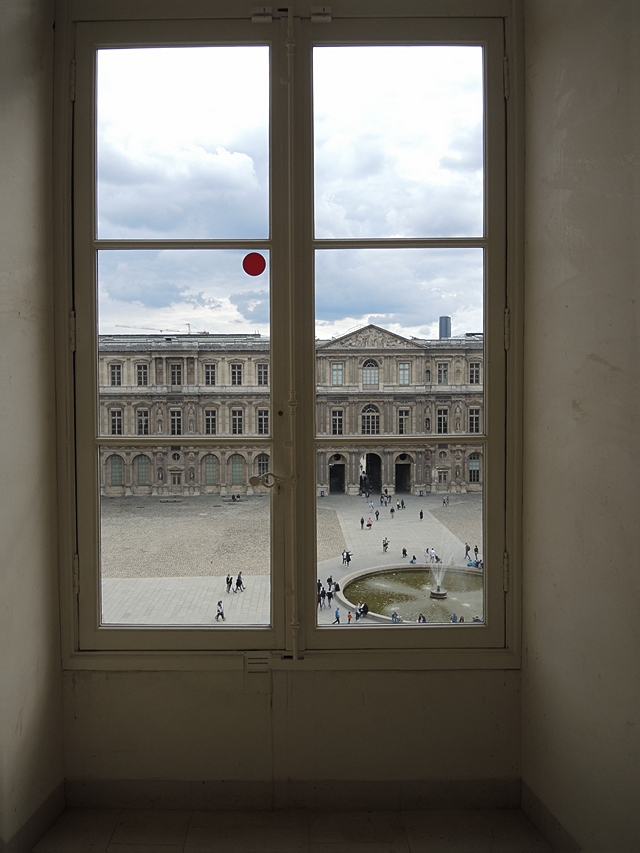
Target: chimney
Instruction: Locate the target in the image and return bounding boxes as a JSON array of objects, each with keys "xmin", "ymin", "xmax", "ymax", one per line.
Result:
[{"xmin": 439, "ymin": 316, "xmax": 451, "ymax": 339}]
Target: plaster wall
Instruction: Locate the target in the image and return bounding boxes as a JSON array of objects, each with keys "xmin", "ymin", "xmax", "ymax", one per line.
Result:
[
  {"xmin": 63, "ymin": 669, "xmax": 521, "ymax": 784},
  {"xmin": 522, "ymin": 1, "xmax": 640, "ymax": 849},
  {"xmin": 0, "ymin": 0, "xmax": 64, "ymax": 844}
]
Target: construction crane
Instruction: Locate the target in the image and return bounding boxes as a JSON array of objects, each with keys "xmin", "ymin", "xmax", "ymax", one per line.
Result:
[{"xmin": 115, "ymin": 325, "xmax": 181, "ymax": 333}]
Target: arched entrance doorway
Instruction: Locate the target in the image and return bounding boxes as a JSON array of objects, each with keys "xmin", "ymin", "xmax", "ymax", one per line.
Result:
[
  {"xmin": 395, "ymin": 453, "xmax": 412, "ymax": 492},
  {"xmin": 329, "ymin": 453, "xmax": 346, "ymax": 493},
  {"xmin": 359, "ymin": 452, "xmax": 382, "ymax": 493}
]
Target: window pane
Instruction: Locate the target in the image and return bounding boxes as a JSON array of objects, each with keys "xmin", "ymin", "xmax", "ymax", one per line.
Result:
[
  {"xmin": 316, "ymin": 445, "xmax": 484, "ymax": 625},
  {"xmin": 97, "ymin": 249, "xmax": 271, "ymax": 627},
  {"xmin": 97, "ymin": 47, "xmax": 269, "ymax": 239},
  {"xmin": 314, "ymin": 46, "xmax": 483, "ymax": 239}
]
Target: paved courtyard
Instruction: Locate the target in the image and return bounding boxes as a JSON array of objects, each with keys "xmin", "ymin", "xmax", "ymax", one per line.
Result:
[{"xmin": 101, "ymin": 492, "xmax": 482, "ymax": 626}]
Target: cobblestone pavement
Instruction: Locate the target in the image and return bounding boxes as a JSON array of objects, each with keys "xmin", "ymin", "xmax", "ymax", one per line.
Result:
[{"xmin": 100, "ymin": 492, "xmax": 483, "ymax": 626}]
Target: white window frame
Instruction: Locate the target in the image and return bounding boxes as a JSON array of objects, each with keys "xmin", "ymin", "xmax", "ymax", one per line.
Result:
[
  {"xmin": 398, "ymin": 362, "xmax": 410, "ymax": 385},
  {"xmin": 170, "ymin": 362, "xmax": 182, "ymax": 386},
  {"xmin": 136, "ymin": 408, "xmax": 149, "ymax": 436},
  {"xmin": 60, "ymin": 3, "xmax": 522, "ymax": 667},
  {"xmin": 230, "ymin": 363, "xmax": 243, "ymax": 386},
  {"xmin": 136, "ymin": 362, "xmax": 148, "ymax": 386},
  {"xmin": 204, "ymin": 409, "xmax": 217, "ymax": 436},
  {"xmin": 204, "ymin": 363, "xmax": 216, "ymax": 386},
  {"xmin": 257, "ymin": 363, "xmax": 269, "ymax": 386},
  {"xmin": 330, "ymin": 362, "xmax": 344, "ymax": 386}
]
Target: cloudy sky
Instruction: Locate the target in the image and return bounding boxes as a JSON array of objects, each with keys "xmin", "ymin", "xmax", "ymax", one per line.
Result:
[{"xmin": 97, "ymin": 44, "xmax": 484, "ymax": 339}]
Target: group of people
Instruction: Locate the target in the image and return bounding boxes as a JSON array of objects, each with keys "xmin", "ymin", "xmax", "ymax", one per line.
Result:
[
  {"xmin": 450, "ymin": 613, "xmax": 483, "ymax": 623},
  {"xmin": 464, "ymin": 542, "xmax": 483, "ymax": 568},
  {"xmin": 341, "ymin": 551, "xmax": 352, "ymax": 566},
  {"xmin": 317, "ymin": 575, "xmax": 341, "ymax": 609},
  {"xmin": 226, "ymin": 572, "xmax": 245, "ymax": 593}
]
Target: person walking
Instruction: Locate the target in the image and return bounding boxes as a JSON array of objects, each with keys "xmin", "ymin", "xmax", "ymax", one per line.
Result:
[
  {"xmin": 375, "ymin": 509, "xmax": 379, "ymax": 521},
  {"xmin": 430, "ymin": 548, "xmax": 436, "ymax": 563},
  {"xmin": 347, "ymin": 611, "xmax": 352, "ymax": 624},
  {"xmin": 327, "ymin": 588, "xmax": 333, "ymax": 607},
  {"xmin": 465, "ymin": 543, "xmax": 471, "ymax": 560},
  {"xmin": 366, "ymin": 517, "xmax": 373, "ymax": 530},
  {"xmin": 419, "ymin": 510, "xmax": 423, "ymax": 521},
  {"xmin": 360, "ymin": 516, "xmax": 365, "ymax": 530},
  {"xmin": 320, "ymin": 587, "xmax": 326, "ymax": 607},
  {"xmin": 344, "ymin": 552, "xmax": 352, "ymax": 568},
  {"xmin": 235, "ymin": 572, "xmax": 245, "ymax": 592},
  {"xmin": 474, "ymin": 544, "xmax": 479, "ymax": 560},
  {"xmin": 382, "ymin": 537, "xmax": 389, "ymax": 553},
  {"xmin": 332, "ymin": 607, "xmax": 340, "ymax": 625},
  {"xmin": 215, "ymin": 600, "xmax": 225, "ymax": 621},
  {"xmin": 390, "ymin": 506, "xmax": 395, "ymax": 520},
  {"xmin": 226, "ymin": 574, "xmax": 233, "ymax": 593},
  {"xmin": 401, "ymin": 499, "xmax": 405, "ymax": 509}
]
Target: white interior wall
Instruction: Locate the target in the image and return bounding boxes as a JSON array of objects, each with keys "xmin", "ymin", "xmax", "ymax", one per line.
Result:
[
  {"xmin": 522, "ymin": 0, "xmax": 640, "ymax": 849},
  {"xmin": 0, "ymin": 0, "xmax": 64, "ymax": 845}
]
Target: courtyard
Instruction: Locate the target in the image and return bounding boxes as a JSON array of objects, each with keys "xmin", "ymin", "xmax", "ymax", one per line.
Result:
[{"xmin": 100, "ymin": 492, "xmax": 483, "ymax": 626}]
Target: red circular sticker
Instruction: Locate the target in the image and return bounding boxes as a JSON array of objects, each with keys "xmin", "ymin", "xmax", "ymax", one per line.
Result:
[{"xmin": 242, "ymin": 252, "xmax": 266, "ymax": 276}]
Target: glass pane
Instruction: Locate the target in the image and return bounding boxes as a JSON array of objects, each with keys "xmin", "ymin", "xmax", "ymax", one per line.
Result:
[
  {"xmin": 97, "ymin": 47, "xmax": 269, "ymax": 239},
  {"xmin": 98, "ymin": 249, "xmax": 271, "ymax": 626},
  {"xmin": 314, "ymin": 46, "xmax": 483, "ymax": 238},
  {"xmin": 317, "ymin": 445, "xmax": 484, "ymax": 626}
]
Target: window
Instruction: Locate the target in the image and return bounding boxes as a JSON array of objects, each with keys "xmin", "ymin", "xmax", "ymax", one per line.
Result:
[
  {"xmin": 256, "ymin": 453, "xmax": 270, "ymax": 476},
  {"xmin": 203, "ymin": 454, "xmax": 218, "ymax": 486},
  {"xmin": 469, "ymin": 362, "xmax": 481, "ymax": 384},
  {"xmin": 231, "ymin": 409, "xmax": 243, "ymax": 435},
  {"xmin": 230, "ymin": 453, "xmax": 244, "ymax": 485},
  {"xmin": 257, "ymin": 408, "xmax": 269, "ymax": 435},
  {"xmin": 136, "ymin": 454, "xmax": 150, "ymax": 486},
  {"xmin": 204, "ymin": 409, "xmax": 217, "ymax": 436},
  {"xmin": 230, "ymin": 363, "xmax": 243, "ymax": 386},
  {"xmin": 136, "ymin": 363, "xmax": 148, "ymax": 386},
  {"xmin": 110, "ymin": 409, "xmax": 122, "ymax": 435},
  {"xmin": 468, "ymin": 452, "xmax": 480, "ymax": 483},
  {"xmin": 438, "ymin": 469, "xmax": 448, "ymax": 484},
  {"xmin": 70, "ymin": 6, "xmax": 517, "ymax": 658},
  {"xmin": 170, "ymin": 409, "xmax": 182, "ymax": 436},
  {"xmin": 331, "ymin": 363, "xmax": 343, "ymax": 386},
  {"xmin": 110, "ymin": 363, "xmax": 121, "ymax": 386},
  {"xmin": 362, "ymin": 405, "xmax": 380, "ymax": 435},
  {"xmin": 204, "ymin": 364, "xmax": 216, "ymax": 386},
  {"xmin": 137, "ymin": 409, "xmax": 149, "ymax": 435},
  {"xmin": 469, "ymin": 407, "xmax": 480, "ymax": 434},
  {"xmin": 362, "ymin": 360, "xmax": 379, "ymax": 386},
  {"xmin": 109, "ymin": 455, "xmax": 123, "ymax": 486}
]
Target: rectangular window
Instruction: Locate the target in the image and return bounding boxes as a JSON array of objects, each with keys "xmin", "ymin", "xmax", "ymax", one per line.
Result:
[
  {"xmin": 136, "ymin": 363, "xmax": 148, "ymax": 386},
  {"xmin": 137, "ymin": 409, "xmax": 149, "ymax": 435},
  {"xmin": 137, "ymin": 454, "xmax": 150, "ymax": 486},
  {"xmin": 110, "ymin": 409, "xmax": 122, "ymax": 435},
  {"xmin": 469, "ymin": 407, "xmax": 480, "ymax": 434},
  {"xmin": 110, "ymin": 364, "xmax": 121, "ymax": 386},
  {"xmin": 71, "ymin": 9, "xmax": 515, "ymax": 656},
  {"xmin": 469, "ymin": 362, "xmax": 481, "ymax": 384},
  {"xmin": 204, "ymin": 409, "xmax": 217, "ymax": 436},
  {"xmin": 231, "ymin": 408, "xmax": 243, "ymax": 435},
  {"xmin": 204, "ymin": 364, "xmax": 216, "ymax": 386},
  {"xmin": 257, "ymin": 408, "xmax": 269, "ymax": 435},
  {"xmin": 170, "ymin": 410, "xmax": 182, "ymax": 436}
]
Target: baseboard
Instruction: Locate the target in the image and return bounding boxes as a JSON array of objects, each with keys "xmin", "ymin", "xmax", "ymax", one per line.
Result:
[
  {"xmin": 521, "ymin": 782, "xmax": 581, "ymax": 852},
  {"xmin": 0, "ymin": 783, "xmax": 65, "ymax": 853},
  {"xmin": 65, "ymin": 777, "xmax": 522, "ymax": 811}
]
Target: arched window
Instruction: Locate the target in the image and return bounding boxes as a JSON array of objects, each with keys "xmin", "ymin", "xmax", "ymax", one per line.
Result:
[
  {"xmin": 256, "ymin": 453, "xmax": 270, "ymax": 476},
  {"xmin": 136, "ymin": 454, "xmax": 150, "ymax": 486},
  {"xmin": 109, "ymin": 455, "xmax": 123, "ymax": 486},
  {"xmin": 362, "ymin": 359, "xmax": 379, "ymax": 386},
  {"xmin": 203, "ymin": 454, "xmax": 218, "ymax": 486},
  {"xmin": 361, "ymin": 404, "xmax": 380, "ymax": 435},
  {"xmin": 229, "ymin": 453, "xmax": 244, "ymax": 485},
  {"xmin": 469, "ymin": 452, "xmax": 480, "ymax": 483}
]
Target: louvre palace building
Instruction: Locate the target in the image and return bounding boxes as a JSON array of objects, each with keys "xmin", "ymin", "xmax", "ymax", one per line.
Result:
[{"xmin": 99, "ymin": 323, "xmax": 483, "ymax": 497}]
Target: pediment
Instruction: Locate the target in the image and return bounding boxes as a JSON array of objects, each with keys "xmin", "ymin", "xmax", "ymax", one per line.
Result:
[{"xmin": 320, "ymin": 325, "xmax": 416, "ymax": 350}]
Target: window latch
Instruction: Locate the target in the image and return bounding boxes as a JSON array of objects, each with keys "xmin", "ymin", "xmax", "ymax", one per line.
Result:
[{"xmin": 252, "ymin": 6, "xmax": 272, "ymax": 23}]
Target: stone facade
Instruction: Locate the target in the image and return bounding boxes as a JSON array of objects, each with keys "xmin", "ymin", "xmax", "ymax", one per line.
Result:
[{"xmin": 99, "ymin": 325, "xmax": 483, "ymax": 497}]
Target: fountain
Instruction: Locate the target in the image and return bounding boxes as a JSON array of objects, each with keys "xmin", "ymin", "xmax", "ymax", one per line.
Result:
[{"xmin": 429, "ymin": 563, "xmax": 448, "ymax": 599}]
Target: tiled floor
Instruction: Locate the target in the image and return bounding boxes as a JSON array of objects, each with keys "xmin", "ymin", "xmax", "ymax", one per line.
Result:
[{"xmin": 33, "ymin": 807, "xmax": 554, "ymax": 852}]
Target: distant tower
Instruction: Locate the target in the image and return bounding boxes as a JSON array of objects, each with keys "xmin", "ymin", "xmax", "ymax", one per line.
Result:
[{"xmin": 439, "ymin": 316, "xmax": 451, "ymax": 339}]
